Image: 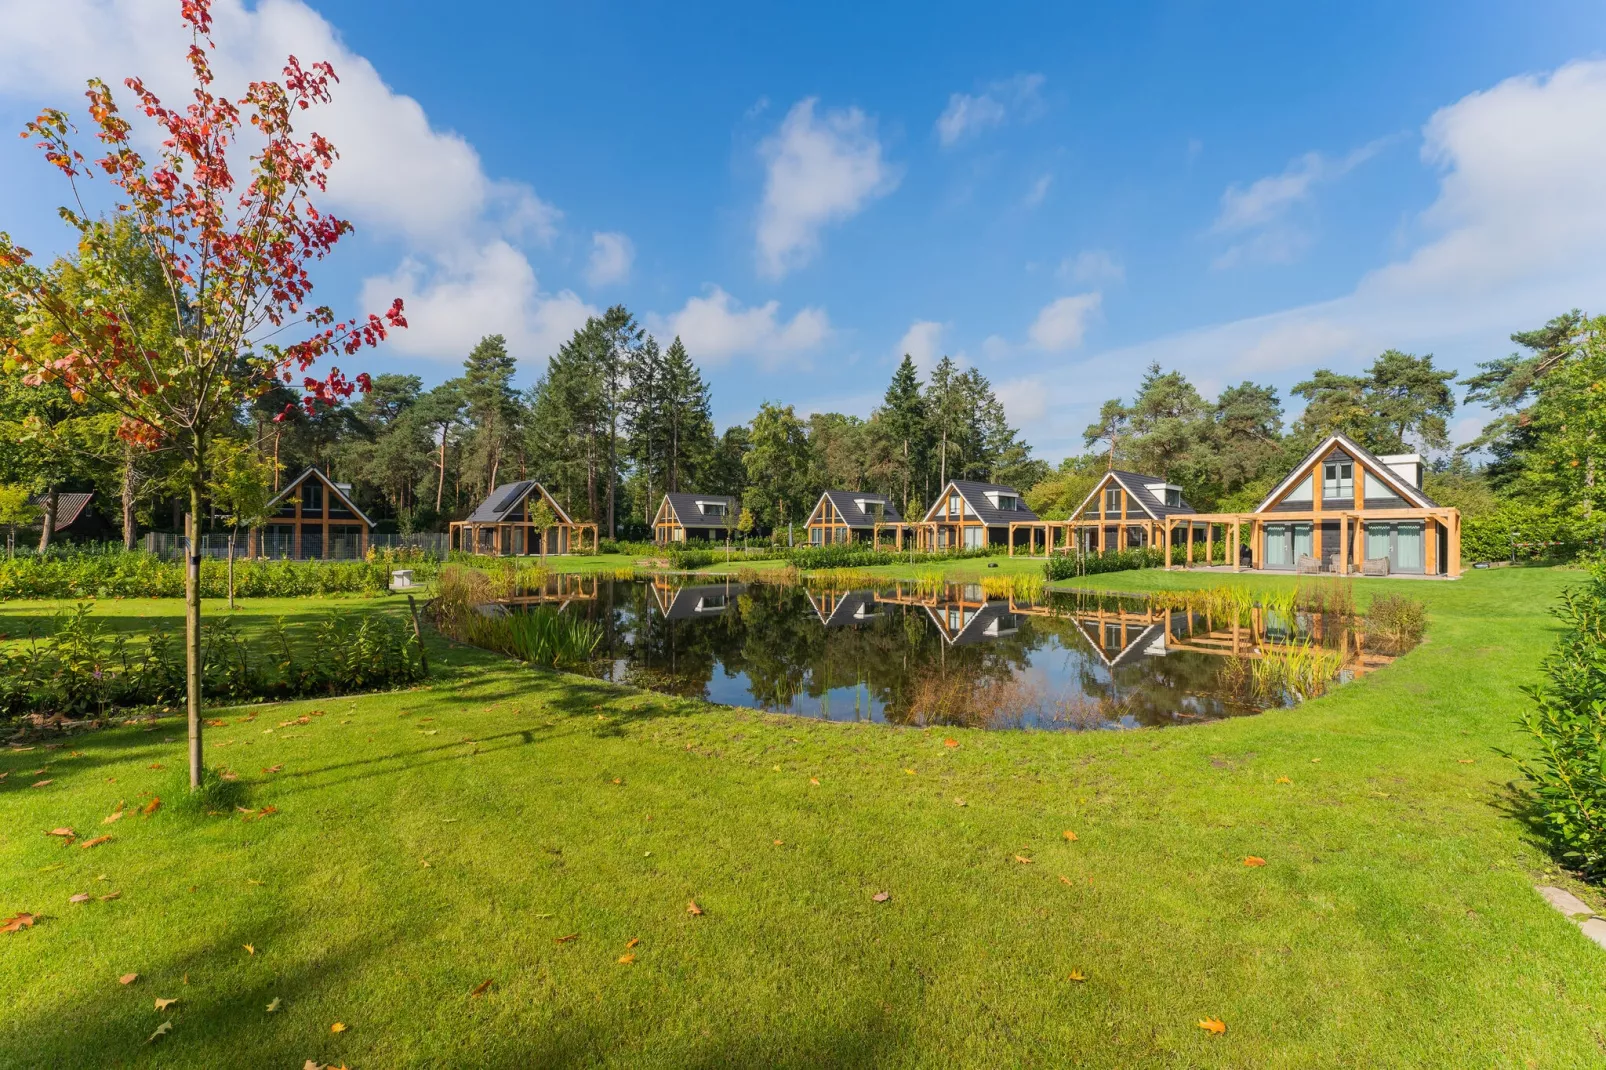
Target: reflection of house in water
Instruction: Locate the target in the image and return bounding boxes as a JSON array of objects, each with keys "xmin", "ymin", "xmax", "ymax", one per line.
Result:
[
  {"xmin": 807, "ymin": 590, "xmax": 883, "ymax": 628},
  {"xmin": 649, "ymin": 579, "xmax": 747, "ymax": 621},
  {"xmin": 1053, "ymin": 599, "xmax": 1395, "ymax": 677},
  {"xmin": 871, "ymin": 582, "xmax": 1022, "ymax": 646},
  {"xmin": 502, "ymin": 571, "xmax": 603, "ymax": 612}
]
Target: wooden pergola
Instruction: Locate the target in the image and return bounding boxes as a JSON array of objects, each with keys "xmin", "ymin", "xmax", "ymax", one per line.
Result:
[{"xmin": 447, "ymin": 519, "xmax": 598, "ymax": 556}]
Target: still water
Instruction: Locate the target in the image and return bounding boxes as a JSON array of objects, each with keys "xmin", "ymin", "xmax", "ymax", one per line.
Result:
[{"xmin": 513, "ymin": 575, "xmax": 1400, "ymax": 731}]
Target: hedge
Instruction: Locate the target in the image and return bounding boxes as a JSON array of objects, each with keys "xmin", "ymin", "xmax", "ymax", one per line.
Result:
[
  {"xmin": 1044, "ymin": 548, "xmax": 1166, "ymax": 580},
  {"xmin": 0, "ymin": 550, "xmax": 438, "ymax": 601}
]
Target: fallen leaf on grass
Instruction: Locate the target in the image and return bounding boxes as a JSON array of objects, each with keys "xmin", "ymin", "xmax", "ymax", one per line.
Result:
[
  {"xmin": 686, "ymin": 900, "xmax": 704, "ymax": 916},
  {"xmin": 1068, "ymin": 969, "xmax": 1086, "ymax": 982},
  {"xmin": 330, "ymin": 1021, "xmax": 346, "ymax": 1033},
  {"xmin": 248, "ymin": 879, "xmax": 264, "ymax": 886},
  {"xmin": 625, "ymin": 937, "xmax": 640, "ymax": 949},
  {"xmin": 205, "ymin": 719, "xmax": 227, "ymax": 728},
  {"xmin": 147, "ymin": 1021, "xmax": 171, "ymax": 1043},
  {"xmin": 100, "ymin": 891, "xmax": 120, "ymax": 901},
  {"xmin": 154, "ymin": 997, "xmax": 178, "ymax": 1011},
  {"xmin": 266, "ymin": 997, "xmax": 281, "ymax": 1012},
  {"xmin": 1014, "ymin": 855, "xmax": 1033, "ymax": 865},
  {"xmin": 69, "ymin": 893, "xmax": 92, "ymax": 904},
  {"xmin": 243, "ymin": 944, "xmax": 255, "ymax": 955},
  {"xmin": 1243, "ymin": 856, "xmax": 1267, "ymax": 867},
  {"xmin": 470, "ymin": 979, "xmax": 493, "ymax": 998},
  {"xmin": 120, "ymin": 973, "xmax": 138, "ymax": 985},
  {"xmin": 103, "ymin": 809, "xmax": 124, "ymax": 825},
  {"xmin": 555, "ymin": 933, "xmax": 579, "ymax": 943},
  {"xmin": 617, "ymin": 953, "xmax": 635, "ymax": 964},
  {"xmin": 612, "ymin": 777, "xmax": 623, "ymax": 785},
  {"xmin": 1275, "ymin": 776, "xmax": 1292, "ymax": 785},
  {"xmin": 420, "ymin": 860, "xmax": 431, "ymax": 868},
  {"xmin": 1063, "ymin": 830, "xmax": 1077, "ymax": 842},
  {"xmin": 954, "ymin": 798, "xmax": 967, "ymax": 807},
  {"xmin": 262, "ymin": 765, "xmax": 283, "ymax": 775},
  {"xmin": 3, "ymin": 913, "xmax": 36, "ymax": 932},
  {"xmin": 1058, "ymin": 875, "xmax": 1073, "ymax": 886},
  {"xmin": 809, "ymin": 778, "xmax": 820, "ymax": 786},
  {"xmin": 943, "ymin": 738, "xmax": 958, "ymax": 748},
  {"xmin": 47, "ymin": 827, "xmax": 75, "ymax": 839},
  {"xmin": 148, "ymin": 763, "xmax": 162, "ymax": 770},
  {"xmin": 871, "ymin": 891, "xmax": 891, "ymax": 903},
  {"xmin": 903, "ymin": 768, "xmax": 916, "ymax": 776},
  {"xmin": 1309, "ymin": 758, "xmax": 1321, "ymax": 764},
  {"xmin": 1198, "ymin": 1017, "xmax": 1226, "ymax": 1035},
  {"xmin": 31, "ymin": 779, "xmax": 52, "ymax": 788},
  {"xmin": 1457, "ymin": 758, "xmax": 1476, "ymax": 765},
  {"xmin": 80, "ymin": 835, "xmax": 112, "ymax": 850},
  {"xmin": 773, "ymin": 839, "xmax": 783, "ymax": 846},
  {"xmin": 141, "ymin": 797, "xmax": 160, "ymax": 817}
]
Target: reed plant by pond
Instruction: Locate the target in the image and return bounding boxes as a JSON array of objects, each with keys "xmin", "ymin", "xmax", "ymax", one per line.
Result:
[{"xmin": 428, "ymin": 564, "xmax": 601, "ymax": 671}]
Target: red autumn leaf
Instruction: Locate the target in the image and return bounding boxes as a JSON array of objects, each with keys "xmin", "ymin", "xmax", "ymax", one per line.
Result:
[
  {"xmin": 3, "ymin": 913, "xmax": 37, "ymax": 932},
  {"xmin": 1243, "ymin": 856, "xmax": 1267, "ymax": 867},
  {"xmin": 943, "ymin": 738, "xmax": 959, "ymax": 748},
  {"xmin": 79, "ymin": 835, "xmax": 112, "ymax": 849},
  {"xmin": 1198, "ymin": 1017, "xmax": 1226, "ymax": 1034},
  {"xmin": 141, "ymin": 797, "xmax": 160, "ymax": 817},
  {"xmin": 686, "ymin": 900, "xmax": 704, "ymax": 916}
]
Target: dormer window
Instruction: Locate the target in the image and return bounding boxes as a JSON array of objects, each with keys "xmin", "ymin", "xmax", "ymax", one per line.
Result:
[
  {"xmin": 857, "ymin": 499, "xmax": 885, "ymax": 520},
  {"xmin": 698, "ymin": 501, "xmax": 726, "ymax": 518},
  {"xmin": 994, "ymin": 494, "xmax": 1017, "ymax": 511},
  {"xmin": 1165, "ymin": 488, "xmax": 1182, "ymax": 508}
]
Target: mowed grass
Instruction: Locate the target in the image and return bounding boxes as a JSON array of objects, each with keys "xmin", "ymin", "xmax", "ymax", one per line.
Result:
[{"xmin": 2, "ymin": 566, "xmax": 1604, "ymax": 1068}]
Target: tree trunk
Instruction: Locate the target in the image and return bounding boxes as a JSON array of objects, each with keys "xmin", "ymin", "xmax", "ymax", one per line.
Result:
[
  {"xmin": 228, "ymin": 530, "xmax": 236, "ymax": 612},
  {"xmin": 435, "ymin": 425, "xmax": 447, "ymax": 511},
  {"xmin": 122, "ymin": 444, "xmax": 138, "ymax": 550},
  {"xmin": 185, "ymin": 478, "xmax": 204, "ymax": 791},
  {"xmin": 37, "ymin": 487, "xmax": 58, "ymax": 553}
]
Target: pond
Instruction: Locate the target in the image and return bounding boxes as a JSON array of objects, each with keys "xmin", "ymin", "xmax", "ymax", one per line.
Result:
[{"xmin": 505, "ymin": 575, "xmax": 1410, "ymax": 731}]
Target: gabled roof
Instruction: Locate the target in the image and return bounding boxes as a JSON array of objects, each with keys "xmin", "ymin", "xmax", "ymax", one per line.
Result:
[
  {"xmin": 921, "ymin": 480, "xmax": 1040, "ymax": 526},
  {"xmin": 465, "ymin": 481, "xmax": 573, "ymax": 526},
  {"xmin": 264, "ymin": 468, "xmax": 375, "ymax": 527},
  {"xmin": 1069, "ymin": 470, "xmax": 1197, "ymax": 521},
  {"xmin": 813, "ymin": 490, "xmax": 903, "ymax": 529},
  {"xmin": 661, "ymin": 493, "xmax": 736, "ymax": 526},
  {"xmin": 923, "ymin": 600, "xmax": 1021, "ymax": 646},
  {"xmin": 1072, "ymin": 616, "xmax": 1165, "ymax": 668},
  {"xmin": 807, "ymin": 589, "xmax": 882, "ymax": 627},
  {"xmin": 1254, "ymin": 432, "xmax": 1437, "ymax": 512},
  {"xmin": 650, "ymin": 582, "xmax": 746, "ymax": 621},
  {"xmin": 30, "ymin": 491, "xmax": 96, "ymax": 529}
]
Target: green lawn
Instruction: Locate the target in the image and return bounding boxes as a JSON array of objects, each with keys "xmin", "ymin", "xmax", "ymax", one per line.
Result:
[{"xmin": 2, "ymin": 566, "xmax": 1602, "ymax": 1068}]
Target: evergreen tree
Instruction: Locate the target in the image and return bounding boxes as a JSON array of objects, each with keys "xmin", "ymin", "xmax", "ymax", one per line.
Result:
[
  {"xmin": 459, "ymin": 334, "xmax": 521, "ymax": 498},
  {"xmin": 876, "ymin": 355, "xmax": 928, "ymax": 513},
  {"xmin": 662, "ymin": 337, "xmax": 715, "ymax": 493}
]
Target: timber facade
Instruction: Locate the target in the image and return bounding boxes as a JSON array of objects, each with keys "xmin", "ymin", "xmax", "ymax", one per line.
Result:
[
  {"xmin": 1014, "ymin": 433, "xmax": 1460, "ymax": 577},
  {"xmin": 448, "ymin": 481, "xmax": 598, "ymax": 556},
  {"xmin": 805, "ymin": 490, "xmax": 902, "ymax": 545},
  {"xmin": 250, "ymin": 468, "xmax": 373, "ymax": 561},
  {"xmin": 653, "ymin": 493, "xmax": 737, "ymax": 544}
]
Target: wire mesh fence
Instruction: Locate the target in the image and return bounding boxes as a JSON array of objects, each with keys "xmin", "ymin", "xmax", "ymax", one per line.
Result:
[{"xmin": 141, "ymin": 531, "xmax": 450, "ymax": 562}]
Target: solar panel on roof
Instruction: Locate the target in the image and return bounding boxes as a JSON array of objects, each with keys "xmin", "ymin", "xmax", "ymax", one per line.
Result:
[{"xmin": 491, "ymin": 482, "xmax": 532, "ymax": 514}]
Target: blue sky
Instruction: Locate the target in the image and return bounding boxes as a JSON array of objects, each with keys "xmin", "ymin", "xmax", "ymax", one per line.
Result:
[{"xmin": 2, "ymin": 0, "xmax": 1605, "ymax": 459}]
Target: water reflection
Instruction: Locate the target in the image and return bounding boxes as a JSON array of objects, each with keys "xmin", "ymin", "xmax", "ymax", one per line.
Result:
[{"xmin": 507, "ymin": 577, "xmax": 1401, "ymax": 731}]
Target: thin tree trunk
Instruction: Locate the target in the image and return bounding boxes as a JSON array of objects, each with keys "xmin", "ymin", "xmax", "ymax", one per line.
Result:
[
  {"xmin": 228, "ymin": 530, "xmax": 236, "ymax": 612},
  {"xmin": 436, "ymin": 425, "xmax": 447, "ymax": 511},
  {"xmin": 185, "ymin": 477, "xmax": 204, "ymax": 792},
  {"xmin": 272, "ymin": 431, "xmax": 282, "ymax": 491},
  {"xmin": 37, "ymin": 487, "xmax": 57, "ymax": 553},
  {"xmin": 122, "ymin": 445, "xmax": 138, "ymax": 550}
]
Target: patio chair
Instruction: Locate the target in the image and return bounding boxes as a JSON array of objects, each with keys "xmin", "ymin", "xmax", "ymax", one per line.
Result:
[
  {"xmin": 1362, "ymin": 557, "xmax": 1391, "ymax": 577},
  {"xmin": 1296, "ymin": 554, "xmax": 1324, "ymax": 575}
]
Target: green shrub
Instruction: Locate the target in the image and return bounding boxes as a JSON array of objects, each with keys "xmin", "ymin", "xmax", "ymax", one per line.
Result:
[
  {"xmin": 1462, "ymin": 503, "xmax": 1602, "ymax": 564},
  {"xmin": 1510, "ymin": 573, "xmax": 1606, "ymax": 879},
  {"xmin": 1365, "ymin": 594, "xmax": 1427, "ymax": 651},
  {"xmin": 0, "ymin": 550, "xmax": 439, "ymax": 600},
  {"xmin": 0, "ymin": 602, "xmax": 426, "ymax": 723},
  {"xmin": 785, "ymin": 544, "xmax": 1001, "ymax": 570},
  {"xmin": 1043, "ymin": 548, "xmax": 1164, "ymax": 581}
]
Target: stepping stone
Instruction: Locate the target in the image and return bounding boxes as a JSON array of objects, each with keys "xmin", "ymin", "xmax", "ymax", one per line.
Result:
[
  {"xmin": 1579, "ymin": 918, "xmax": 1606, "ymax": 950},
  {"xmin": 1537, "ymin": 885, "xmax": 1593, "ymax": 917}
]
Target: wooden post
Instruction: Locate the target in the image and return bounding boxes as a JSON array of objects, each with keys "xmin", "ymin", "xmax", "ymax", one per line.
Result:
[
  {"xmin": 405, "ymin": 594, "xmax": 430, "ymax": 677},
  {"xmin": 1206, "ymin": 522, "xmax": 1214, "ymax": 567},
  {"xmin": 1425, "ymin": 517, "xmax": 1438, "ymax": 575},
  {"xmin": 1232, "ymin": 520, "xmax": 1241, "ymax": 573},
  {"xmin": 1186, "ymin": 522, "xmax": 1194, "ymax": 566},
  {"xmin": 1164, "ymin": 518, "xmax": 1173, "ymax": 569}
]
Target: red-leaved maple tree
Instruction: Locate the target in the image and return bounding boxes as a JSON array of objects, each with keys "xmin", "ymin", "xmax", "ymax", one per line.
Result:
[{"xmin": 0, "ymin": 0, "xmax": 404, "ymax": 788}]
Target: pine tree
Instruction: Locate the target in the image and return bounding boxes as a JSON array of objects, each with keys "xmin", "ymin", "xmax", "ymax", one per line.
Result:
[
  {"xmin": 878, "ymin": 354, "xmax": 927, "ymax": 514},
  {"xmin": 460, "ymin": 335, "xmax": 520, "ymax": 498},
  {"xmin": 663, "ymin": 337, "xmax": 714, "ymax": 494}
]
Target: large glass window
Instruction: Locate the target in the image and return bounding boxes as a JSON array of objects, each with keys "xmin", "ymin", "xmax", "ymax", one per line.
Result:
[
  {"xmin": 1323, "ymin": 461, "xmax": 1354, "ymax": 500},
  {"xmin": 1263, "ymin": 523, "xmax": 1313, "ymax": 568},
  {"xmin": 1363, "ymin": 522, "xmax": 1426, "ymax": 573},
  {"xmin": 963, "ymin": 526, "xmax": 984, "ymax": 549},
  {"xmin": 1104, "ymin": 487, "xmax": 1122, "ymax": 512},
  {"xmin": 301, "ymin": 482, "xmax": 323, "ymax": 516}
]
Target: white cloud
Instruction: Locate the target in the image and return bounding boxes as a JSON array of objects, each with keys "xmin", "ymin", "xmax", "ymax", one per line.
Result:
[
  {"xmin": 0, "ymin": 0, "xmax": 571, "ymax": 366},
  {"xmin": 361, "ymin": 242, "xmax": 597, "ymax": 361},
  {"xmin": 1028, "ymin": 293, "xmax": 1102, "ymax": 351},
  {"xmin": 1211, "ymin": 140, "xmax": 1388, "ymax": 267},
  {"xmin": 995, "ymin": 376, "xmax": 1048, "ymax": 425},
  {"xmin": 756, "ymin": 98, "xmax": 898, "ymax": 278},
  {"xmin": 1057, "ymin": 250, "xmax": 1125, "ymax": 285},
  {"xmin": 895, "ymin": 320, "xmax": 945, "ymax": 371},
  {"xmin": 1023, "ymin": 173, "xmax": 1053, "ymax": 209},
  {"xmin": 1013, "ymin": 59, "xmax": 1606, "ymax": 458},
  {"xmin": 936, "ymin": 73, "xmax": 1045, "ymax": 147},
  {"xmin": 585, "ymin": 231, "xmax": 635, "ymax": 287},
  {"xmin": 654, "ymin": 286, "xmax": 830, "ymax": 370},
  {"xmin": 981, "ymin": 334, "xmax": 1012, "ymax": 361}
]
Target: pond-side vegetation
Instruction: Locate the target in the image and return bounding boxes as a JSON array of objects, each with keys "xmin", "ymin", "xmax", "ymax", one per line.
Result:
[{"xmin": 457, "ymin": 571, "xmax": 1420, "ymax": 731}]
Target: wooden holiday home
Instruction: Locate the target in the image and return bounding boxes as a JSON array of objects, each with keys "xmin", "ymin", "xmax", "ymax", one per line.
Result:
[
  {"xmin": 652, "ymin": 493, "xmax": 737, "ymax": 544},
  {"xmin": 1054, "ymin": 470, "xmax": 1206, "ymax": 556},
  {"xmin": 804, "ymin": 491, "xmax": 902, "ymax": 546},
  {"xmin": 916, "ymin": 480, "xmax": 1038, "ymax": 550},
  {"xmin": 250, "ymin": 468, "xmax": 373, "ymax": 560},
  {"xmin": 449, "ymin": 481, "xmax": 597, "ymax": 557}
]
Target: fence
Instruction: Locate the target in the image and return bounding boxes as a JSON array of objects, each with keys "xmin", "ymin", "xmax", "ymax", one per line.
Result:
[{"xmin": 143, "ymin": 531, "xmax": 451, "ymax": 562}]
